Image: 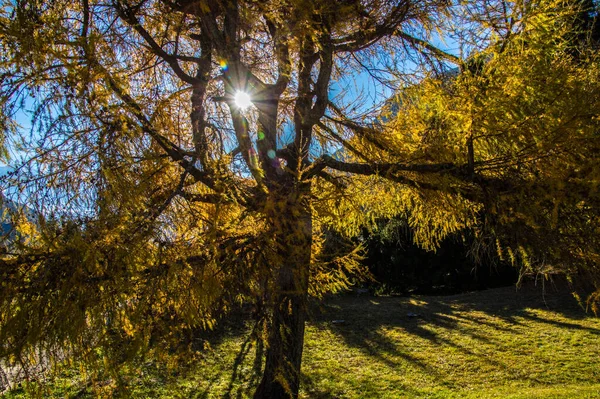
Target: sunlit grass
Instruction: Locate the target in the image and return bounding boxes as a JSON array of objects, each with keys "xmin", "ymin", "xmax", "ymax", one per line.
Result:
[
  {"xmin": 4, "ymin": 283, "xmax": 600, "ymax": 398},
  {"xmin": 299, "ymin": 285, "xmax": 600, "ymax": 398}
]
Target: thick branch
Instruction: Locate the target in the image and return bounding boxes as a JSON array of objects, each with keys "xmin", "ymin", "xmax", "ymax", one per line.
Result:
[
  {"xmin": 94, "ymin": 62, "xmax": 214, "ymax": 189},
  {"xmin": 198, "ymin": 8, "xmax": 228, "ymax": 51},
  {"xmin": 395, "ymin": 31, "xmax": 460, "ymax": 64},
  {"xmin": 114, "ymin": 1, "xmax": 200, "ymax": 85},
  {"xmin": 310, "ymin": 39, "xmax": 333, "ymax": 126},
  {"xmin": 307, "ymin": 155, "xmax": 466, "ymax": 179},
  {"xmin": 318, "ymin": 155, "xmax": 453, "ymax": 193},
  {"xmin": 333, "ymin": 2, "xmax": 410, "ymax": 53},
  {"xmin": 190, "ymin": 28, "xmax": 213, "ymax": 168},
  {"xmin": 178, "ymin": 191, "xmax": 232, "ymax": 204},
  {"xmin": 80, "ymin": 2, "xmax": 215, "ymax": 191},
  {"xmin": 224, "ymin": 0, "xmax": 240, "ymax": 60},
  {"xmin": 293, "ymin": 35, "xmax": 317, "ymax": 165},
  {"xmin": 315, "ymin": 170, "xmax": 348, "ymax": 190},
  {"xmin": 265, "ymin": 17, "xmax": 291, "ymax": 95},
  {"xmin": 230, "ymin": 108, "xmax": 266, "ymax": 188}
]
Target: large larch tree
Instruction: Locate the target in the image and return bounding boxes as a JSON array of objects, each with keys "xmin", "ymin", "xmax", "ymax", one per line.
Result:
[{"xmin": 1, "ymin": 0, "xmax": 599, "ymax": 398}]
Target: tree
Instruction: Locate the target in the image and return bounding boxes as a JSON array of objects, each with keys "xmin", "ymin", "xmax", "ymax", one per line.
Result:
[
  {"xmin": 0, "ymin": 0, "xmax": 599, "ymax": 398},
  {"xmin": 383, "ymin": 0, "xmax": 600, "ymax": 287}
]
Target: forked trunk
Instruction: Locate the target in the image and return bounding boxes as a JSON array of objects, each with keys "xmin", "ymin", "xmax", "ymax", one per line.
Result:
[{"xmin": 253, "ymin": 194, "xmax": 312, "ymax": 399}]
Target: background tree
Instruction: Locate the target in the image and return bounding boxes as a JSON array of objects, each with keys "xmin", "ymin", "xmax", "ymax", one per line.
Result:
[
  {"xmin": 381, "ymin": 0, "xmax": 600, "ymax": 299},
  {"xmin": 1, "ymin": 0, "xmax": 599, "ymax": 398},
  {"xmin": 361, "ymin": 216, "xmax": 519, "ymax": 295}
]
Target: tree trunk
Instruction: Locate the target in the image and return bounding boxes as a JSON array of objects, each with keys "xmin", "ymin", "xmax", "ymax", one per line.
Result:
[{"xmin": 253, "ymin": 191, "xmax": 312, "ymax": 399}]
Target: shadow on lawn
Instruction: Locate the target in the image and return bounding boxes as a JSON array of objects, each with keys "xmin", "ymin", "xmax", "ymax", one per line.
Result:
[
  {"xmin": 306, "ymin": 279, "xmax": 599, "ymax": 392},
  {"xmin": 184, "ymin": 280, "xmax": 599, "ymax": 398}
]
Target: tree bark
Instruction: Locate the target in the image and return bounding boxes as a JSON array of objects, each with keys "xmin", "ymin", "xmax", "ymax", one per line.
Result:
[{"xmin": 253, "ymin": 188, "xmax": 312, "ymax": 399}]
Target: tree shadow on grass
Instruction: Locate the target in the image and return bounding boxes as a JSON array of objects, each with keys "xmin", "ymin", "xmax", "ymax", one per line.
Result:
[
  {"xmin": 221, "ymin": 322, "xmax": 264, "ymax": 399},
  {"xmin": 163, "ymin": 309, "xmax": 263, "ymax": 399},
  {"xmin": 451, "ymin": 279, "xmax": 600, "ymax": 333},
  {"xmin": 180, "ymin": 280, "xmax": 599, "ymax": 398},
  {"xmin": 300, "ymin": 371, "xmax": 423, "ymax": 399},
  {"xmin": 306, "ymin": 279, "xmax": 600, "ymax": 393}
]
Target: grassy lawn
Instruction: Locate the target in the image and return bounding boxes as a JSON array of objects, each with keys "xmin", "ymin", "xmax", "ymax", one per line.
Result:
[{"xmin": 4, "ymin": 282, "xmax": 600, "ymax": 398}]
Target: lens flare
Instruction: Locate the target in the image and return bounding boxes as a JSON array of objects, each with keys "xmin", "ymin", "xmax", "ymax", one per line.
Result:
[
  {"xmin": 234, "ymin": 91, "xmax": 252, "ymax": 109},
  {"xmin": 219, "ymin": 60, "xmax": 228, "ymax": 71}
]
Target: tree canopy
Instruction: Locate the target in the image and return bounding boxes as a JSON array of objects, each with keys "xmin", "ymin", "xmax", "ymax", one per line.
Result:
[{"xmin": 1, "ymin": 0, "xmax": 599, "ymax": 397}]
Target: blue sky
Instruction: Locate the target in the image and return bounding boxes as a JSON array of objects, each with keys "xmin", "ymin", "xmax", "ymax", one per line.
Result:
[{"xmin": 3, "ymin": 21, "xmax": 462, "ymax": 171}]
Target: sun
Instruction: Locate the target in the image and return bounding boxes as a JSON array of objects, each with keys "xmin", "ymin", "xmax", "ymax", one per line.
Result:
[{"xmin": 234, "ymin": 91, "xmax": 252, "ymax": 109}]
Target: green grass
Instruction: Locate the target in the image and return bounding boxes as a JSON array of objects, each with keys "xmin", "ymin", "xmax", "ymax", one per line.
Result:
[{"xmin": 4, "ymin": 282, "xmax": 600, "ymax": 398}]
